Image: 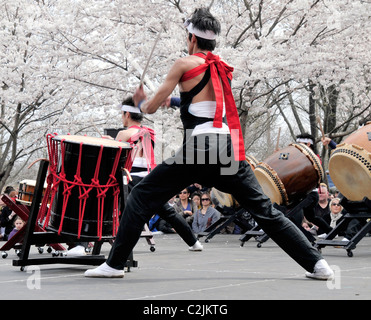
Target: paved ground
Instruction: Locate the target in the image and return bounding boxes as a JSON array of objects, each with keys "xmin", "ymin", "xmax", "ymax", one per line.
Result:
[{"xmin": 1, "ymin": 232, "xmax": 370, "ymax": 302}]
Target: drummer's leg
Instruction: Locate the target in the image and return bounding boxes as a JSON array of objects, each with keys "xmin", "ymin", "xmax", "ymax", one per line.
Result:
[
  {"xmin": 156, "ymin": 203, "xmax": 198, "ymax": 246},
  {"xmin": 212, "ymin": 161, "xmax": 323, "ymax": 273},
  {"xmin": 129, "ymin": 174, "xmax": 197, "ymax": 247},
  {"xmin": 105, "ymin": 162, "xmax": 196, "ymax": 270}
]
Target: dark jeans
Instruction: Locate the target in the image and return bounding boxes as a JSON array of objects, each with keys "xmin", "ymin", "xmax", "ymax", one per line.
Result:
[{"xmin": 107, "ymin": 134, "xmax": 322, "ymax": 272}]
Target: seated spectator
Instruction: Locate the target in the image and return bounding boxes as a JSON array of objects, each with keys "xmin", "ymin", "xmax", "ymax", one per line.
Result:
[
  {"xmin": 323, "ymin": 198, "xmax": 367, "ymax": 242},
  {"xmin": 0, "ymin": 186, "xmax": 18, "ymax": 241},
  {"xmin": 192, "ymin": 192, "xmax": 221, "ymax": 234},
  {"xmin": 174, "ymin": 187, "xmax": 194, "ymax": 225},
  {"xmin": 191, "ymin": 192, "xmax": 201, "ymax": 213},
  {"xmin": 8, "ymin": 216, "xmax": 25, "ymax": 240}
]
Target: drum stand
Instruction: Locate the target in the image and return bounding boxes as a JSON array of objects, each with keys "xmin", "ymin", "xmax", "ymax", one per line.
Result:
[
  {"xmin": 9, "ymin": 159, "xmax": 138, "ymax": 271},
  {"xmin": 239, "ymin": 197, "xmax": 316, "ymax": 248},
  {"xmin": 316, "ymin": 197, "xmax": 371, "ymax": 257},
  {"xmin": 0, "ymin": 194, "xmax": 66, "ymax": 258},
  {"xmin": 197, "ymin": 207, "xmax": 254, "ymax": 243}
]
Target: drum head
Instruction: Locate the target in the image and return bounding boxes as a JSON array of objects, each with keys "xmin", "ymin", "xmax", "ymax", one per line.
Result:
[
  {"xmin": 329, "ymin": 145, "xmax": 371, "ymax": 201},
  {"xmin": 53, "ymin": 135, "xmax": 131, "ymax": 149},
  {"xmin": 254, "ymin": 163, "xmax": 285, "ymax": 205}
]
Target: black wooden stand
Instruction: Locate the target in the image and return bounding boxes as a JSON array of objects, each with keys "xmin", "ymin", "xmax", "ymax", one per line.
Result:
[
  {"xmin": 8, "ymin": 159, "xmax": 137, "ymax": 271},
  {"xmin": 316, "ymin": 197, "xmax": 371, "ymax": 257}
]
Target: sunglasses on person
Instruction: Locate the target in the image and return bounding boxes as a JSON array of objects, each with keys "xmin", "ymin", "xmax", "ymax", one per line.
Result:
[
  {"xmin": 180, "ymin": 191, "xmax": 188, "ymax": 194},
  {"xmin": 331, "ymin": 203, "xmax": 341, "ymax": 206},
  {"xmin": 201, "ymin": 198, "xmax": 210, "ymax": 201}
]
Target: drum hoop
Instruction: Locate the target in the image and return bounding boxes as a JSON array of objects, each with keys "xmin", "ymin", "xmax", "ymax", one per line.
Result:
[
  {"xmin": 331, "ymin": 144, "xmax": 371, "ymax": 174},
  {"xmin": 256, "ymin": 162, "xmax": 288, "ymax": 205},
  {"xmin": 290, "ymin": 143, "xmax": 324, "ymax": 184}
]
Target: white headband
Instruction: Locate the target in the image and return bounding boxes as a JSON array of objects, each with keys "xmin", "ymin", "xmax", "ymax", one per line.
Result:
[
  {"xmin": 120, "ymin": 104, "xmax": 141, "ymax": 114},
  {"xmin": 185, "ymin": 21, "xmax": 217, "ymax": 40},
  {"xmin": 296, "ymin": 138, "xmax": 314, "ymax": 145}
]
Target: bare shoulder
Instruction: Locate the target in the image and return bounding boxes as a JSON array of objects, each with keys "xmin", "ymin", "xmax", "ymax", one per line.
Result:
[
  {"xmin": 173, "ymin": 55, "xmax": 202, "ymax": 72},
  {"xmin": 115, "ymin": 128, "xmax": 138, "ymax": 142}
]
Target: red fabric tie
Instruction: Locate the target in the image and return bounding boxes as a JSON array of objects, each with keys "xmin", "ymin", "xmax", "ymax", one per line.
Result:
[
  {"xmin": 126, "ymin": 125, "xmax": 156, "ymax": 171},
  {"xmin": 180, "ymin": 52, "xmax": 245, "ymax": 161}
]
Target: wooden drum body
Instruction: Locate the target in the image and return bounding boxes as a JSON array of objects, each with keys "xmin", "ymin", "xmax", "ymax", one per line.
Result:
[
  {"xmin": 329, "ymin": 122, "xmax": 371, "ymax": 201},
  {"xmin": 44, "ymin": 135, "xmax": 131, "ymax": 240},
  {"xmin": 254, "ymin": 143, "xmax": 324, "ymax": 205}
]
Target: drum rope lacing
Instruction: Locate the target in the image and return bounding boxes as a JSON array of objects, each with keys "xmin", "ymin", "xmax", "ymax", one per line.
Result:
[{"xmin": 39, "ymin": 134, "xmax": 123, "ymax": 240}]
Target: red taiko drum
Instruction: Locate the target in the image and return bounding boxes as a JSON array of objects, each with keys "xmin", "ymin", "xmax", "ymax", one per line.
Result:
[{"xmin": 43, "ymin": 134, "xmax": 131, "ymax": 240}]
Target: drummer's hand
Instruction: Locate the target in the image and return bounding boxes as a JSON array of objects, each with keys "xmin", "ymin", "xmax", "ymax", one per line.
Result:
[
  {"xmin": 321, "ymin": 137, "xmax": 331, "ymax": 146},
  {"xmin": 160, "ymin": 96, "xmax": 171, "ymax": 108},
  {"xmin": 133, "ymin": 85, "xmax": 147, "ymax": 107}
]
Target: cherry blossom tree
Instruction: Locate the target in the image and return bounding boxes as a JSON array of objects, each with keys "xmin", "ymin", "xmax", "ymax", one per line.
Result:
[{"xmin": 1, "ymin": 0, "xmax": 370, "ymax": 191}]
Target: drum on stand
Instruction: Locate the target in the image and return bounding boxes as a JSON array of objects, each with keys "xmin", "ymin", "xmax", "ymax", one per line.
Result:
[
  {"xmin": 18, "ymin": 179, "xmax": 50, "ymax": 206},
  {"xmin": 329, "ymin": 122, "xmax": 371, "ymax": 201},
  {"xmin": 254, "ymin": 143, "xmax": 324, "ymax": 205},
  {"xmin": 44, "ymin": 135, "xmax": 131, "ymax": 240}
]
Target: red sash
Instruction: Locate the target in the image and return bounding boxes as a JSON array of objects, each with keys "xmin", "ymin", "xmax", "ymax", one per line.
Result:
[
  {"xmin": 126, "ymin": 125, "xmax": 156, "ymax": 172},
  {"xmin": 180, "ymin": 52, "xmax": 245, "ymax": 161}
]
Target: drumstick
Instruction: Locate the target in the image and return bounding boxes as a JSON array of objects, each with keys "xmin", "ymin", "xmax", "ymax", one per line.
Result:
[
  {"xmin": 316, "ymin": 116, "xmax": 328, "ymax": 149},
  {"xmin": 140, "ymin": 32, "xmax": 161, "ymax": 88},
  {"xmin": 90, "ymin": 120, "xmax": 102, "ymax": 137}
]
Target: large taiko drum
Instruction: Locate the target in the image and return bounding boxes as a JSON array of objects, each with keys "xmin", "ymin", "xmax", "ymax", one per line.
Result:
[
  {"xmin": 254, "ymin": 143, "xmax": 324, "ymax": 205},
  {"xmin": 18, "ymin": 179, "xmax": 50, "ymax": 206},
  {"xmin": 43, "ymin": 135, "xmax": 131, "ymax": 240},
  {"xmin": 329, "ymin": 122, "xmax": 371, "ymax": 201}
]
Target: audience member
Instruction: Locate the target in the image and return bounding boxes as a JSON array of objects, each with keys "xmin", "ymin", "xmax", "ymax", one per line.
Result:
[
  {"xmin": 315, "ymin": 183, "xmax": 331, "ymax": 219},
  {"xmin": 0, "ymin": 186, "xmax": 18, "ymax": 241},
  {"xmin": 8, "ymin": 216, "xmax": 25, "ymax": 240},
  {"xmin": 323, "ymin": 198, "xmax": 367, "ymax": 242},
  {"xmin": 174, "ymin": 187, "xmax": 194, "ymax": 225},
  {"xmin": 192, "ymin": 192, "xmax": 221, "ymax": 234},
  {"xmin": 191, "ymin": 192, "xmax": 201, "ymax": 213}
]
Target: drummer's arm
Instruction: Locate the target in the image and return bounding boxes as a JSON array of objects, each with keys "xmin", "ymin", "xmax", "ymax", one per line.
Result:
[
  {"xmin": 134, "ymin": 59, "xmax": 186, "ymax": 114},
  {"xmin": 321, "ymin": 137, "xmax": 337, "ymax": 149}
]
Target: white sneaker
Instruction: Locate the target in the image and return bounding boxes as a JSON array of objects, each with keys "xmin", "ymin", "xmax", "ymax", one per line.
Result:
[
  {"xmin": 189, "ymin": 240, "xmax": 203, "ymax": 251},
  {"xmin": 66, "ymin": 245, "xmax": 86, "ymax": 257},
  {"xmin": 305, "ymin": 259, "xmax": 334, "ymax": 280},
  {"xmin": 84, "ymin": 262, "xmax": 124, "ymax": 278},
  {"xmin": 317, "ymin": 233, "xmax": 327, "ymax": 239}
]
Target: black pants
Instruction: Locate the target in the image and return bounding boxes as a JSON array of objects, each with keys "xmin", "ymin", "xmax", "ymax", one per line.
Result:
[
  {"xmin": 107, "ymin": 134, "xmax": 322, "ymax": 272},
  {"xmin": 129, "ymin": 175, "xmax": 197, "ymax": 246}
]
